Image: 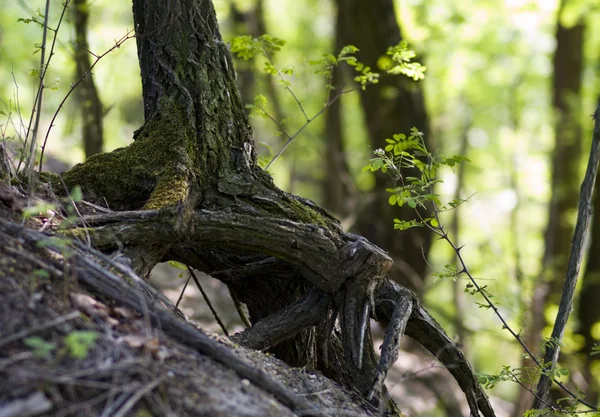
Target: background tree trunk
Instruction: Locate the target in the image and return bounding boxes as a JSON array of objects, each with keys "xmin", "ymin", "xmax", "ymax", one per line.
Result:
[
  {"xmin": 73, "ymin": 0, "xmax": 104, "ymax": 158},
  {"xmin": 333, "ymin": 0, "xmax": 432, "ymax": 292},
  {"xmin": 322, "ymin": 9, "xmax": 356, "ymax": 219}
]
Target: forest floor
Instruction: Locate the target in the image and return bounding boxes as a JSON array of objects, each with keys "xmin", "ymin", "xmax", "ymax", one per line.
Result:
[{"xmin": 0, "ymin": 181, "xmax": 377, "ymax": 417}]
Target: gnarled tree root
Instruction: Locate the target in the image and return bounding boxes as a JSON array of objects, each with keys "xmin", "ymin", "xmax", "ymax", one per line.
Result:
[
  {"xmin": 49, "ymin": 200, "xmax": 493, "ymax": 416},
  {"xmin": 374, "ymin": 279, "xmax": 496, "ymax": 417}
]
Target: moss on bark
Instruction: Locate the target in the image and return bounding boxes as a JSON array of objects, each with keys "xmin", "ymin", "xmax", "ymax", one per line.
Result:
[{"xmin": 56, "ymin": 102, "xmax": 198, "ymax": 211}]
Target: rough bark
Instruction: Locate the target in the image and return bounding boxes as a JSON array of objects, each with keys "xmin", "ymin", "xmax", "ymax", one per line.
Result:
[
  {"xmin": 34, "ymin": 0, "xmax": 494, "ymax": 415},
  {"xmin": 333, "ymin": 0, "xmax": 432, "ymax": 292}
]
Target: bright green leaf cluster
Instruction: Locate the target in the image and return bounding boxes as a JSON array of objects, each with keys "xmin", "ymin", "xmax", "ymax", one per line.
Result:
[
  {"xmin": 230, "ymin": 34, "xmax": 286, "ymax": 60},
  {"xmin": 364, "ymin": 126, "xmax": 470, "ymax": 231},
  {"xmin": 308, "ymin": 44, "xmax": 379, "ymax": 90},
  {"xmin": 245, "ymin": 94, "xmax": 269, "ymax": 118},
  {"xmin": 464, "ymin": 283, "xmax": 495, "ymax": 305},
  {"xmin": 442, "ymin": 154, "xmax": 471, "ymax": 167},
  {"xmin": 432, "ymin": 264, "xmax": 459, "ymax": 281},
  {"xmin": 64, "ymin": 330, "xmax": 98, "ymax": 359},
  {"xmin": 17, "ymin": 9, "xmax": 44, "ymax": 28},
  {"xmin": 476, "ymin": 365, "xmax": 515, "ymax": 389},
  {"xmin": 24, "ymin": 336, "xmax": 56, "ymax": 358},
  {"xmin": 383, "ymin": 41, "xmax": 427, "ymax": 81},
  {"xmin": 393, "ymin": 219, "xmax": 422, "ymax": 230}
]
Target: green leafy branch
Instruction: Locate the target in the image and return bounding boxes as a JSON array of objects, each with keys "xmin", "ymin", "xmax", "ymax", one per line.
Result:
[
  {"xmin": 230, "ymin": 35, "xmax": 425, "ymax": 170},
  {"xmin": 477, "ymin": 363, "xmax": 578, "ymax": 417},
  {"xmin": 16, "ymin": 0, "xmax": 72, "ymax": 185},
  {"xmin": 381, "ymin": 41, "xmax": 427, "ymax": 80},
  {"xmin": 7, "ymin": 1, "xmax": 135, "ymax": 180},
  {"xmin": 38, "ymin": 28, "xmax": 135, "ymax": 173},
  {"xmin": 364, "ymin": 128, "xmax": 596, "ymax": 414}
]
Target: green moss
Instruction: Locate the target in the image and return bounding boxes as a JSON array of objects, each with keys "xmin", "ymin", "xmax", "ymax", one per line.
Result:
[
  {"xmin": 38, "ymin": 171, "xmax": 61, "ymax": 185},
  {"xmin": 144, "ymin": 174, "xmax": 190, "ymax": 210},
  {"xmin": 57, "ymin": 101, "xmax": 199, "ymax": 210},
  {"xmin": 239, "ymin": 194, "xmax": 333, "ymax": 228},
  {"xmin": 284, "ymin": 197, "xmax": 331, "ymax": 227}
]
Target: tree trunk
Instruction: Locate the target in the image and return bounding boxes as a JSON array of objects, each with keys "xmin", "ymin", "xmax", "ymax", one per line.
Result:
[{"xmin": 333, "ymin": 0, "xmax": 432, "ymax": 292}]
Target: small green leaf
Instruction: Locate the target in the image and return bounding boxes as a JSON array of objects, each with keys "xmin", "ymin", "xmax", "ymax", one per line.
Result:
[
  {"xmin": 24, "ymin": 336, "xmax": 56, "ymax": 358},
  {"xmin": 22, "ymin": 202, "xmax": 57, "ymax": 219},
  {"xmin": 33, "ymin": 269, "xmax": 50, "ymax": 279},
  {"xmin": 339, "ymin": 45, "xmax": 359, "ymax": 56},
  {"xmin": 393, "ymin": 219, "xmax": 423, "ymax": 230},
  {"xmin": 64, "ymin": 331, "xmax": 98, "ymax": 359},
  {"xmin": 168, "ymin": 261, "xmax": 187, "ymax": 271},
  {"xmin": 69, "ymin": 186, "xmax": 83, "ymax": 203}
]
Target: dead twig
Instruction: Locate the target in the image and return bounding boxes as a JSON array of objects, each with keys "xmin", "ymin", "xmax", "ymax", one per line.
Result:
[
  {"xmin": 187, "ymin": 266, "xmax": 229, "ymax": 336},
  {"xmin": 0, "ymin": 311, "xmax": 80, "ymax": 350}
]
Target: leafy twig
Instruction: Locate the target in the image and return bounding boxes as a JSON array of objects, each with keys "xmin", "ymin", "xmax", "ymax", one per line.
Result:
[
  {"xmin": 186, "ymin": 266, "xmax": 229, "ymax": 336},
  {"xmin": 38, "ymin": 29, "xmax": 135, "ymax": 172},
  {"xmin": 230, "ymin": 36, "xmax": 424, "ymax": 169},
  {"xmin": 22, "ymin": 1, "xmax": 71, "ymax": 187},
  {"xmin": 265, "ymin": 89, "xmax": 353, "ymax": 170},
  {"xmin": 364, "ymin": 127, "xmax": 599, "ymax": 413}
]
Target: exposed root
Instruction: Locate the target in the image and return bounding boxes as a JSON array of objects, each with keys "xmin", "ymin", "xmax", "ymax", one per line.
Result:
[{"xmin": 374, "ymin": 279, "xmax": 496, "ymax": 417}]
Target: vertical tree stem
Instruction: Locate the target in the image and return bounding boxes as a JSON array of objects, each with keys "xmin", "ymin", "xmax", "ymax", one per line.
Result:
[{"xmin": 532, "ymin": 100, "xmax": 600, "ymax": 409}]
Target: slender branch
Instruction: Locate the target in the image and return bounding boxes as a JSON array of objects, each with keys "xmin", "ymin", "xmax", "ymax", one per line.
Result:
[
  {"xmin": 532, "ymin": 101, "xmax": 600, "ymax": 409},
  {"xmin": 187, "ymin": 266, "xmax": 229, "ymax": 336},
  {"xmin": 111, "ymin": 376, "xmax": 165, "ymax": 417},
  {"xmin": 380, "ymin": 130, "xmax": 599, "ymax": 412},
  {"xmin": 228, "ymin": 287, "xmax": 252, "ymax": 328},
  {"xmin": 174, "ymin": 274, "xmax": 192, "ymax": 310},
  {"xmin": 264, "ymin": 88, "xmax": 354, "ymax": 170},
  {"xmin": 38, "ymin": 29, "xmax": 135, "ymax": 172},
  {"xmin": 450, "ymin": 110, "xmax": 471, "ymax": 348},
  {"xmin": 24, "ymin": 0, "xmax": 50, "ymax": 178},
  {"xmin": 432, "ymin": 198, "xmax": 596, "ymax": 411},
  {"xmin": 263, "ymin": 49, "xmax": 309, "ymax": 121},
  {"xmin": 20, "ymin": 0, "xmax": 71, "ymax": 176}
]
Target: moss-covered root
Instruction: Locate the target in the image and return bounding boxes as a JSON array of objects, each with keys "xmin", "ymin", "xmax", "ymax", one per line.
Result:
[{"xmin": 51, "ymin": 105, "xmax": 198, "ymax": 211}]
